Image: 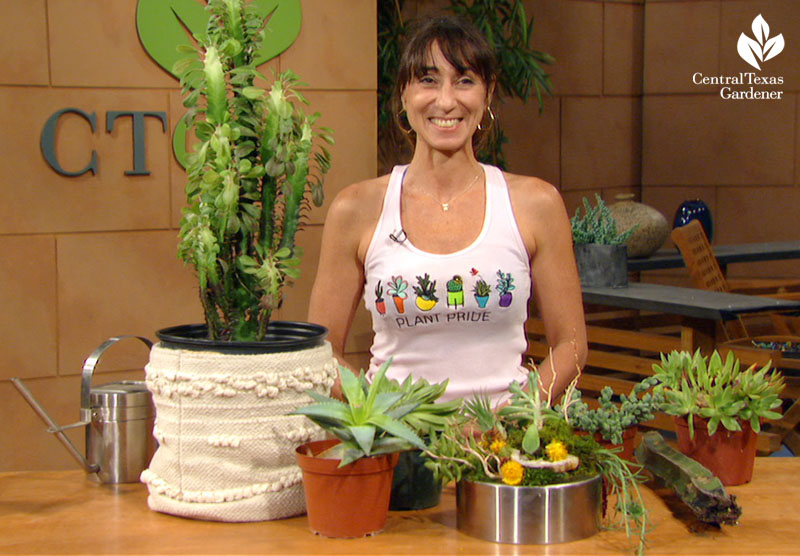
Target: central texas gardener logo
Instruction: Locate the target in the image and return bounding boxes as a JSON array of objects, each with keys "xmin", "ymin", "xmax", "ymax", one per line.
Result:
[
  {"xmin": 136, "ymin": 0, "xmax": 302, "ymax": 166},
  {"xmin": 737, "ymin": 14, "xmax": 784, "ymax": 71}
]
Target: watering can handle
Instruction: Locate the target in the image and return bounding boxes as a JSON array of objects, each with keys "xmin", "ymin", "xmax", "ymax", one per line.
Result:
[
  {"xmin": 79, "ymin": 335, "xmax": 153, "ymax": 421},
  {"xmin": 11, "ymin": 377, "xmax": 99, "ymax": 473}
]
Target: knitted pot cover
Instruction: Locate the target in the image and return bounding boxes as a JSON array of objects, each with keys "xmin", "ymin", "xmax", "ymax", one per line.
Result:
[{"xmin": 140, "ymin": 341, "xmax": 337, "ymax": 522}]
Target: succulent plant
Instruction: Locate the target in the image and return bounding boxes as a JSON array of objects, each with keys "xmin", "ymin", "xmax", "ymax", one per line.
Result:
[
  {"xmin": 472, "ymin": 278, "xmax": 491, "ymax": 297},
  {"xmin": 290, "ymin": 359, "xmax": 458, "ymax": 467},
  {"xmin": 571, "ymin": 194, "xmax": 636, "ymax": 246},
  {"xmin": 386, "ymin": 275, "xmax": 408, "ymax": 299},
  {"xmin": 424, "ymin": 370, "xmax": 649, "ymax": 554},
  {"xmin": 495, "ymin": 270, "xmax": 515, "ymax": 296},
  {"xmin": 560, "ymin": 377, "xmax": 663, "ymax": 445},
  {"xmin": 174, "ymin": 0, "xmax": 333, "ymax": 341},
  {"xmin": 413, "ymin": 273, "xmax": 438, "ymax": 302},
  {"xmin": 651, "ymin": 349, "xmax": 785, "ymax": 439}
]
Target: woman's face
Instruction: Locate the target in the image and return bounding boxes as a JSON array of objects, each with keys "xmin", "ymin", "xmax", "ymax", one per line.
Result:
[{"xmin": 401, "ymin": 42, "xmax": 491, "ymax": 155}]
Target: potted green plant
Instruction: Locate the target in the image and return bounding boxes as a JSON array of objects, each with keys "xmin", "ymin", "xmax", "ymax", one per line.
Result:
[
  {"xmin": 571, "ymin": 194, "xmax": 636, "ymax": 288},
  {"xmin": 495, "ymin": 270, "xmax": 515, "ymax": 307},
  {"xmin": 472, "ymin": 276, "xmax": 491, "ymax": 308},
  {"xmin": 386, "ymin": 275, "xmax": 408, "ymax": 313},
  {"xmin": 140, "ymin": 0, "xmax": 336, "ymax": 522},
  {"xmin": 651, "ymin": 349, "xmax": 785, "ymax": 485},
  {"xmin": 290, "ymin": 360, "xmax": 460, "ymax": 537},
  {"xmin": 424, "ymin": 369, "xmax": 648, "ymax": 552},
  {"xmin": 413, "ymin": 273, "xmax": 439, "ymax": 311},
  {"xmin": 561, "ymin": 377, "xmax": 663, "ymax": 460}
]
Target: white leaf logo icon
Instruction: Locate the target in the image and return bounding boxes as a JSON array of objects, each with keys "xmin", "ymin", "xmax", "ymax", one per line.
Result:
[{"xmin": 738, "ymin": 14, "xmax": 784, "ymax": 70}]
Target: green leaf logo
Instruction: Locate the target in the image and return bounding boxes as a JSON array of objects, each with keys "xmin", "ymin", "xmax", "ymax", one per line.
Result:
[{"xmin": 136, "ymin": 0, "xmax": 302, "ymax": 78}]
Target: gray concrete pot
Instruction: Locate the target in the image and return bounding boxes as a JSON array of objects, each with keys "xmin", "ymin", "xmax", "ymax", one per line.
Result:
[{"xmin": 574, "ymin": 244, "xmax": 628, "ymax": 288}]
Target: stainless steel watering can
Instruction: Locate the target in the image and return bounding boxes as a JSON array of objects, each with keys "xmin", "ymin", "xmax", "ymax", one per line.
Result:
[{"xmin": 12, "ymin": 335, "xmax": 156, "ymax": 484}]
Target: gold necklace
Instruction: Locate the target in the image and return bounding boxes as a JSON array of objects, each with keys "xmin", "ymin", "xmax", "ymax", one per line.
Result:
[{"xmin": 416, "ymin": 171, "xmax": 482, "ymax": 212}]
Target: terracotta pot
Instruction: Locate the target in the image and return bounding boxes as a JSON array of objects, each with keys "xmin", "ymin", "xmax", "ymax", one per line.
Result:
[
  {"xmin": 673, "ymin": 416, "xmax": 757, "ymax": 486},
  {"xmin": 594, "ymin": 426, "xmax": 638, "ymax": 462},
  {"xmin": 295, "ymin": 439, "xmax": 399, "ymax": 537}
]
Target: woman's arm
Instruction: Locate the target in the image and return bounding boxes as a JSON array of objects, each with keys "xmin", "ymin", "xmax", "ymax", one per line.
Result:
[
  {"xmin": 307, "ymin": 178, "xmax": 386, "ymax": 398},
  {"xmin": 508, "ymin": 174, "xmax": 588, "ymax": 398}
]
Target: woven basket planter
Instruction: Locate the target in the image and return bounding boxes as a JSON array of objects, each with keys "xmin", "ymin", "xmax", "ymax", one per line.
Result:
[{"xmin": 140, "ymin": 338, "xmax": 337, "ymax": 522}]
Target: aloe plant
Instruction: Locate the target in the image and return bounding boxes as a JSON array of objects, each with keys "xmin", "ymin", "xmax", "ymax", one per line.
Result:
[
  {"xmin": 290, "ymin": 360, "xmax": 458, "ymax": 467},
  {"xmin": 175, "ymin": 0, "xmax": 333, "ymax": 341},
  {"xmin": 652, "ymin": 349, "xmax": 785, "ymax": 439},
  {"xmin": 472, "ymin": 278, "xmax": 491, "ymax": 297}
]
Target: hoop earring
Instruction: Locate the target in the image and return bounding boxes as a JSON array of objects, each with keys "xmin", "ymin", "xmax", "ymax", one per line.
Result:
[
  {"xmin": 476, "ymin": 106, "xmax": 495, "ymax": 132},
  {"xmin": 397, "ymin": 110, "xmax": 413, "ymax": 135}
]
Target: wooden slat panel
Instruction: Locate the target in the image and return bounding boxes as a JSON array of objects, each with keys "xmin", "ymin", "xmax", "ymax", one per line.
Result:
[
  {"xmin": 586, "ymin": 350, "xmax": 659, "ymax": 377},
  {"xmin": 585, "ymin": 325, "xmax": 681, "ymax": 352},
  {"xmin": 527, "ymin": 341, "xmax": 660, "ymax": 377},
  {"xmin": 527, "ymin": 318, "xmax": 682, "ymax": 353}
]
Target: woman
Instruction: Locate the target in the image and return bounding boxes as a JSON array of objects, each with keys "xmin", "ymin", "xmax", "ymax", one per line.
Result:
[{"xmin": 308, "ymin": 16, "xmax": 587, "ymax": 402}]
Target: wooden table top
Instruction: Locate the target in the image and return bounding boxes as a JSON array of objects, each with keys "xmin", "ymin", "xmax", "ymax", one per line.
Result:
[{"xmin": 1, "ymin": 458, "xmax": 798, "ymax": 555}]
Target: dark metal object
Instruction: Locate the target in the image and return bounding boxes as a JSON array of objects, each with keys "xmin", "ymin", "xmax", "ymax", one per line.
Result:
[{"xmin": 156, "ymin": 321, "xmax": 329, "ymax": 353}]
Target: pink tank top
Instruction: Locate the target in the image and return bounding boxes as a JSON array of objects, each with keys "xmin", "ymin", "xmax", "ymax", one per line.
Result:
[{"xmin": 363, "ymin": 164, "xmax": 532, "ymax": 402}]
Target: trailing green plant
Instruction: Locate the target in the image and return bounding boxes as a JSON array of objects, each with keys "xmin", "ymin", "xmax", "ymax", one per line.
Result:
[
  {"xmin": 377, "ymin": 0, "xmax": 554, "ymax": 171},
  {"xmin": 560, "ymin": 377, "xmax": 663, "ymax": 445},
  {"xmin": 571, "ymin": 194, "xmax": 636, "ymax": 245},
  {"xmin": 290, "ymin": 359, "xmax": 459, "ymax": 467},
  {"xmin": 651, "ymin": 349, "xmax": 785, "ymax": 440},
  {"xmin": 175, "ymin": 0, "xmax": 333, "ymax": 341},
  {"xmin": 424, "ymin": 369, "xmax": 648, "ymax": 554}
]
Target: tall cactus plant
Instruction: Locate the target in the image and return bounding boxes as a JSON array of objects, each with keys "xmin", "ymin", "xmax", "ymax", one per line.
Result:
[{"xmin": 175, "ymin": 0, "xmax": 333, "ymax": 341}]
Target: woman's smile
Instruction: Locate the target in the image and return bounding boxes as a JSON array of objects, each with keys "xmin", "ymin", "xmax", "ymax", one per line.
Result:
[{"xmin": 430, "ymin": 117, "xmax": 461, "ymax": 128}]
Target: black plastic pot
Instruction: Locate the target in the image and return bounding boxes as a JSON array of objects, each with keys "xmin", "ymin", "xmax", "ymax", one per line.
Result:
[
  {"xmin": 389, "ymin": 449, "xmax": 443, "ymax": 511},
  {"xmin": 155, "ymin": 322, "xmax": 328, "ymax": 354}
]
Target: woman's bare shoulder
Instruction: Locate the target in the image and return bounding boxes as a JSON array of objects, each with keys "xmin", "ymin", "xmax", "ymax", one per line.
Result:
[
  {"xmin": 328, "ymin": 174, "xmax": 391, "ymax": 222},
  {"xmin": 503, "ymin": 172, "xmax": 565, "ymax": 216}
]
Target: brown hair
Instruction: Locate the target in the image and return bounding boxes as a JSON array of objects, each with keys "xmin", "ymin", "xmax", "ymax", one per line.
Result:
[{"xmin": 393, "ymin": 16, "xmax": 497, "ymax": 150}]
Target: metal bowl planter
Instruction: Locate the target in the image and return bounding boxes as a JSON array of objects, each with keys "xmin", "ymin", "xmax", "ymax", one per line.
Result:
[{"xmin": 456, "ymin": 475, "xmax": 602, "ymax": 544}]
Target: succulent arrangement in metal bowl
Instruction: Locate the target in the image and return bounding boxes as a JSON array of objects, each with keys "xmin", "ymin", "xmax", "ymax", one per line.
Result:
[{"xmin": 424, "ymin": 368, "xmax": 648, "ymax": 551}]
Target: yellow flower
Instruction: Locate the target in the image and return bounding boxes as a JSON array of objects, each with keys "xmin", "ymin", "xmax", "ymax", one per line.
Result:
[
  {"xmin": 500, "ymin": 460, "xmax": 524, "ymax": 486},
  {"xmin": 545, "ymin": 440, "xmax": 569, "ymax": 462},
  {"xmin": 489, "ymin": 438, "xmax": 506, "ymax": 454}
]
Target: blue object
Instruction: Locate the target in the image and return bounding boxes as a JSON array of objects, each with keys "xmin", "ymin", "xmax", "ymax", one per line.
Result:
[{"xmin": 673, "ymin": 199, "xmax": 713, "ymax": 242}]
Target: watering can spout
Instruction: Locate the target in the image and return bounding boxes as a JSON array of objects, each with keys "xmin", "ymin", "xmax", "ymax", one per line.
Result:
[{"xmin": 10, "ymin": 377, "xmax": 98, "ymax": 473}]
